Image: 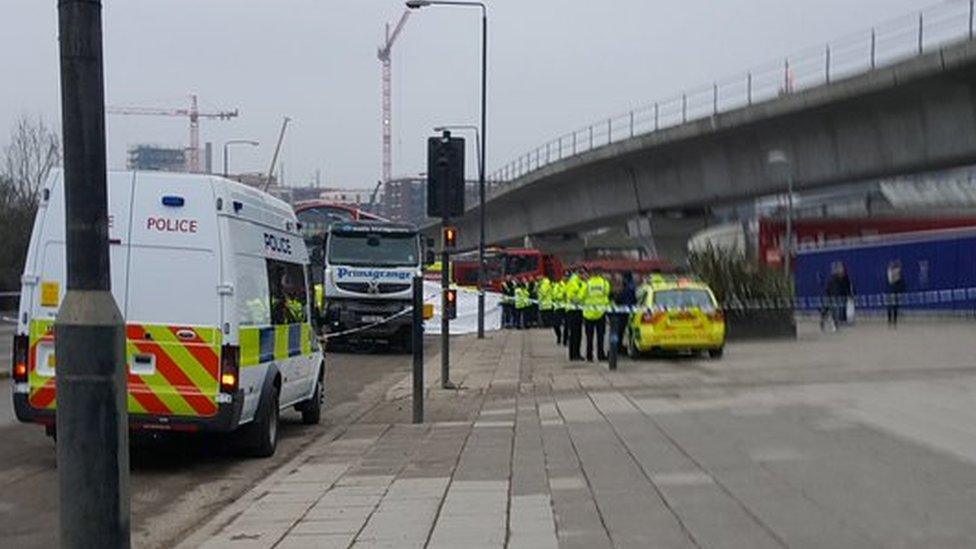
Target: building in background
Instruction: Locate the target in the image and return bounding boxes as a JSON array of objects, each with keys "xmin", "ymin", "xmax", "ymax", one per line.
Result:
[
  {"xmin": 380, "ymin": 177, "xmax": 478, "ymax": 226},
  {"xmin": 126, "ymin": 144, "xmax": 186, "ymax": 172}
]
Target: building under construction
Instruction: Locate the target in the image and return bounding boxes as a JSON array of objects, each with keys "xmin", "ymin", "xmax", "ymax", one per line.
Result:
[{"xmin": 126, "ymin": 144, "xmax": 186, "ymax": 172}]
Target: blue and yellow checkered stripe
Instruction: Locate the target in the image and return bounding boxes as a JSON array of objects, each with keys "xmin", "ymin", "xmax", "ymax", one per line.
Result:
[{"xmin": 240, "ymin": 324, "xmax": 315, "ymax": 367}]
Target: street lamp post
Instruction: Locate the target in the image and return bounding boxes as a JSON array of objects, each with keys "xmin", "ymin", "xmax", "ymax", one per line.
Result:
[
  {"xmin": 223, "ymin": 139, "xmax": 260, "ymax": 177},
  {"xmin": 767, "ymin": 150, "xmax": 795, "ymax": 275},
  {"xmin": 408, "ymin": 0, "xmax": 488, "ymax": 340}
]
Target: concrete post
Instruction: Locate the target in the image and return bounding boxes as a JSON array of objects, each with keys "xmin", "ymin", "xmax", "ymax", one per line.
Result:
[{"xmin": 55, "ymin": 1, "xmax": 130, "ymax": 547}]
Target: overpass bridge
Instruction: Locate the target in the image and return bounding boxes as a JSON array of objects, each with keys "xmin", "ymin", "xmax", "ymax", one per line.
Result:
[{"xmin": 423, "ymin": 2, "xmax": 976, "ymax": 260}]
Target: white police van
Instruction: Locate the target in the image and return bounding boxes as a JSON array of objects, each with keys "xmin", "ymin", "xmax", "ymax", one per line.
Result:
[{"xmin": 12, "ymin": 170, "xmax": 324, "ymax": 457}]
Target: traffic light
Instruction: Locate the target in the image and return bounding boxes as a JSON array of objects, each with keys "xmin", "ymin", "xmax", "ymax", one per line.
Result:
[
  {"xmin": 445, "ymin": 289, "xmax": 458, "ymax": 320},
  {"xmin": 443, "ymin": 226, "xmax": 457, "ymax": 249},
  {"xmin": 426, "ymin": 133, "xmax": 465, "ymax": 218}
]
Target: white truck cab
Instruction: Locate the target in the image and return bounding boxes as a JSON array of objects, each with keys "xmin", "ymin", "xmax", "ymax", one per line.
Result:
[
  {"xmin": 11, "ymin": 170, "xmax": 324, "ymax": 457},
  {"xmin": 322, "ymin": 221, "xmax": 421, "ymax": 350}
]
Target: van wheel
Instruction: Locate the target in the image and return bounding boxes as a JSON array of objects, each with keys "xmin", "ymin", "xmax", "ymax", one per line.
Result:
[
  {"xmin": 240, "ymin": 387, "xmax": 279, "ymax": 458},
  {"xmin": 708, "ymin": 347, "xmax": 724, "ymax": 359},
  {"xmin": 299, "ymin": 371, "xmax": 324, "ymax": 425}
]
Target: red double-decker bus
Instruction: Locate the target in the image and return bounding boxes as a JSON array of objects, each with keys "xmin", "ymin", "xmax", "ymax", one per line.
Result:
[
  {"xmin": 293, "ymin": 201, "xmax": 387, "ymax": 243},
  {"xmin": 452, "ymin": 247, "xmax": 564, "ymax": 291}
]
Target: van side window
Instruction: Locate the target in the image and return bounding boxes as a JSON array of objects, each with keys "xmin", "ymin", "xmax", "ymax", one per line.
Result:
[
  {"xmin": 238, "ymin": 256, "xmax": 270, "ymax": 326},
  {"xmin": 267, "ymin": 259, "xmax": 308, "ymax": 325}
]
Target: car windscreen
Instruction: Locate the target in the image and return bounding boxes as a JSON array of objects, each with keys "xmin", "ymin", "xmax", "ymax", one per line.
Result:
[
  {"xmin": 328, "ymin": 231, "xmax": 418, "ymax": 267},
  {"xmin": 651, "ymin": 289, "xmax": 716, "ymax": 310}
]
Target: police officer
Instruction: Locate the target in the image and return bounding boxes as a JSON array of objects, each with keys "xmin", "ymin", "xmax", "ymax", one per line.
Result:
[
  {"xmin": 538, "ymin": 276, "xmax": 553, "ymax": 329},
  {"xmin": 566, "ymin": 269, "xmax": 585, "ymax": 360},
  {"xmin": 514, "ymin": 278, "xmax": 531, "ymax": 330},
  {"xmin": 501, "ymin": 278, "xmax": 515, "ymax": 329},
  {"xmin": 582, "ymin": 269, "xmax": 611, "ymax": 362},
  {"xmin": 552, "ymin": 277, "xmax": 566, "ymax": 344}
]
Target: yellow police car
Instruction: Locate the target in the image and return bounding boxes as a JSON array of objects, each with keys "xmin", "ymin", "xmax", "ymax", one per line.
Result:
[{"xmin": 626, "ymin": 275, "xmax": 725, "ymax": 359}]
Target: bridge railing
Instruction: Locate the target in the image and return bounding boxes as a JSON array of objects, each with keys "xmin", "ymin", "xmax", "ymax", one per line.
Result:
[{"xmin": 487, "ymin": 0, "xmax": 976, "ymax": 194}]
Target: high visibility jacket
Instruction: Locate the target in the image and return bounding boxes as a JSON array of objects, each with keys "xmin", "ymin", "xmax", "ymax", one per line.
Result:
[
  {"xmin": 582, "ymin": 275, "xmax": 611, "ymax": 321},
  {"xmin": 285, "ymin": 298, "xmax": 306, "ymax": 323},
  {"xmin": 538, "ymin": 278, "xmax": 553, "ymax": 310},
  {"xmin": 515, "ymin": 286, "xmax": 530, "ymax": 309},
  {"xmin": 314, "ymin": 284, "xmax": 324, "ymax": 311},
  {"xmin": 566, "ymin": 274, "xmax": 584, "ymax": 307},
  {"xmin": 551, "ymin": 281, "xmax": 566, "ymax": 310}
]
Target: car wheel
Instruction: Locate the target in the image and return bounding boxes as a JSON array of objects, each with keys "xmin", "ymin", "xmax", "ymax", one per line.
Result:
[
  {"xmin": 300, "ymin": 370, "xmax": 324, "ymax": 425},
  {"xmin": 627, "ymin": 330, "xmax": 641, "ymax": 359},
  {"xmin": 708, "ymin": 347, "xmax": 724, "ymax": 359}
]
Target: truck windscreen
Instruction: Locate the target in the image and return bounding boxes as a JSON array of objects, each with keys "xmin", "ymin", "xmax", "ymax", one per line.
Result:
[{"xmin": 328, "ymin": 232, "xmax": 418, "ymax": 267}]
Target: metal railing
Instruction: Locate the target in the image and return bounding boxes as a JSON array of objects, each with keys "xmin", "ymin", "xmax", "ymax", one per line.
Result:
[{"xmin": 487, "ymin": 0, "xmax": 976, "ymax": 193}]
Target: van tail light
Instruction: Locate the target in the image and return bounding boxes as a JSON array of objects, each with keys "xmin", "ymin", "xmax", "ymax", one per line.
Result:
[
  {"xmin": 220, "ymin": 344, "xmax": 239, "ymax": 394},
  {"xmin": 13, "ymin": 334, "xmax": 29, "ymax": 382}
]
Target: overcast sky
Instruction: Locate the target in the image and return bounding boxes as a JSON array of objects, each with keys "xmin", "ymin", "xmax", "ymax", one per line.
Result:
[{"xmin": 1, "ymin": 0, "xmax": 929, "ymax": 189}]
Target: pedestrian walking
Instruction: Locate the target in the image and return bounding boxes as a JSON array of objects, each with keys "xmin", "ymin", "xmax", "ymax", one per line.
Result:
[
  {"xmin": 582, "ymin": 269, "xmax": 611, "ymax": 362},
  {"xmin": 501, "ymin": 279, "xmax": 515, "ymax": 329},
  {"xmin": 825, "ymin": 261, "xmax": 853, "ymax": 325},
  {"xmin": 886, "ymin": 260, "xmax": 906, "ymax": 327}
]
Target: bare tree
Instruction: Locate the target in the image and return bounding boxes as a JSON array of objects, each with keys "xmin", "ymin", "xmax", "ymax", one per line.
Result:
[
  {"xmin": 2, "ymin": 114, "xmax": 61, "ymax": 208},
  {"xmin": 0, "ymin": 114, "xmax": 61, "ymax": 294}
]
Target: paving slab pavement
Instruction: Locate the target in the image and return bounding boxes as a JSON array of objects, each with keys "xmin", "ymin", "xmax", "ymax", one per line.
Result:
[{"xmin": 183, "ymin": 320, "xmax": 976, "ymax": 549}]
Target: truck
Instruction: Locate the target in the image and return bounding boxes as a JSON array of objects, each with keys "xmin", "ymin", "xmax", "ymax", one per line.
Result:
[
  {"xmin": 320, "ymin": 220, "xmax": 421, "ymax": 350},
  {"xmin": 795, "ymin": 226, "xmax": 976, "ymax": 312}
]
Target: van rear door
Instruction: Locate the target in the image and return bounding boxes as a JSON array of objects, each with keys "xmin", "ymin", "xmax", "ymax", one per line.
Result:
[
  {"xmin": 24, "ymin": 172, "xmax": 135, "ymax": 412},
  {"xmin": 123, "ymin": 173, "xmax": 221, "ymax": 418}
]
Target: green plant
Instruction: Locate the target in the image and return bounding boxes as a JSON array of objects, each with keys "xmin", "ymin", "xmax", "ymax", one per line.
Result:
[{"xmin": 688, "ymin": 245, "xmax": 792, "ymax": 307}]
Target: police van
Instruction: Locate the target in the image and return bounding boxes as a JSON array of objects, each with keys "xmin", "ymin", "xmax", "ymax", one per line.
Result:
[{"xmin": 11, "ymin": 170, "xmax": 324, "ymax": 457}]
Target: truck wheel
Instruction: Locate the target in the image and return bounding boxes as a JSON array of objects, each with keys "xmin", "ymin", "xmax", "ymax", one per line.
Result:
[
  {"xmin": 300, "ymin": 369, "xmax": 324, "ymax": 425},
  {"xmin": 400, "ymin": 329, "xmax": 414, "ymax": 354},
  {"xmin": 239, "ymin": 387, "xmax": 279, "ymax": 458}
]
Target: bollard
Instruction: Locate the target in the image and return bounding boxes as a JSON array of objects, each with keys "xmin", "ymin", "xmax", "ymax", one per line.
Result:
[
  {"xmin": 608, "ymin": 314, "xmax": 618, "ymax": 371},
  {"xmin": 412, "ymin": 276, "xmax": 424, "ymax": 423}
]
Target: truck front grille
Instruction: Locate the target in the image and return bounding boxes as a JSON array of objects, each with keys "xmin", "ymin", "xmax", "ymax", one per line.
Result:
[{"xmin": 336, "ymin": 282, "xmax": 411, "ymax": 294}]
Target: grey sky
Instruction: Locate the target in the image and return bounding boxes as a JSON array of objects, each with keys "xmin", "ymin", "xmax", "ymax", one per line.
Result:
[{"xmin": 2, "ymin": 0, "xmax": 927, "ymax": 188}]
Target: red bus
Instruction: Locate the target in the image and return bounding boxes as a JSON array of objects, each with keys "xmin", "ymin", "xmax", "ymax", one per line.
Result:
[
  {"xmin": 452, "ymin": 247, "xmax": 564, "ymax": 291},
  {"xmin": 293, "ymin": 201, "xmax": 387, "ymax": 243}
]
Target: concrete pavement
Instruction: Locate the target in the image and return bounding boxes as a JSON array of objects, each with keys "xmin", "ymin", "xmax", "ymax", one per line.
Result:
[{"xmin": 183, "ymin": 320, "xmax": 976, "ymax": 549}]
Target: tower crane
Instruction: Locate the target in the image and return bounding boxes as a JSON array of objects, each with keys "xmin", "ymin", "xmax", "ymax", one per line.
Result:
[
  {"xmin": 107, "ymin": 94, "xmax": 239, "ymax": 173},
  {"xmin": 377, "ymin": 10, "xmax": 411, "ymax": 184}
]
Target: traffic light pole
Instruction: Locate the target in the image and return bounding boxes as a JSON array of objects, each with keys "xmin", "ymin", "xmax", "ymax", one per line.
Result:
[
  {"xmin": 441, "ymin": 218, "xmax": 452, "ymax": 389},
  {"xmin": 56, "ymin": 1, "xmax": 130, "ymax": 547}
]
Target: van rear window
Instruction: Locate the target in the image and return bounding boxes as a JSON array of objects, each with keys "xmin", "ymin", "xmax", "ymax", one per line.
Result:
[{"xmin": 652, "ymin": 289, "xmax": 716, "ymax": 310}]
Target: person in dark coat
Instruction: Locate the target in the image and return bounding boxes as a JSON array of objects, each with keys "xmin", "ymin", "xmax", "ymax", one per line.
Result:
[
  {"xmin": 886, "ymin": 260, "xmax": 906, "ymax": 327},
  {"xmin": 825, "ymin": 261, "xmax": 853, "ymax": 324},
  {"xmin": 613, "ymin": 272, "xmax": 637, "ymax": 353}
]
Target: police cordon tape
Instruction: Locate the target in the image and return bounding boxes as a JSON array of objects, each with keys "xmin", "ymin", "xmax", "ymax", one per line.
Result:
[
  {"xmin": 497, "ymin": 286, "xmax": 976, "ymax": 314},
  {"xmin": 320, "ymin": 290, "xmax": 441, "ymax": 341}
]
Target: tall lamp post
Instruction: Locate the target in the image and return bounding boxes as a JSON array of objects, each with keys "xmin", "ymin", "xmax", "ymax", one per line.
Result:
[
  {"xmin": 223, "ymin": 139, "xmax": 259, "ymax": 177},
  {"xmin": 408, "ymin": 0, "xmax": 488, "ymax": 340},
  {"xmin": 767, "ymin": 150, "xmax": 795, "ymax": 275}
]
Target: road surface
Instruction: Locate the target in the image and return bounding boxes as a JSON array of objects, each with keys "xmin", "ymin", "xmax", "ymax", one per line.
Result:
[{"xmin": 0, "ymin": 343, "xmax": 428, "ymax": 548}]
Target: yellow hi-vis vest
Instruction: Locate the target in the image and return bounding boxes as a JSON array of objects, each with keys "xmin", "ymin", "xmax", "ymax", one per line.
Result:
[
  {"xmin": 515, "ymin": 286, "xmax": 530, "ymax": 309},
  {"xmin": 567, "ymin": 274, "xmax": 584, "ymax": 306},
  {"xmin": 551, "ymin": 280, "xmax": 566, "ymax": 310},
  {"xmin": 538, "ymin": 277, "xmax": 553, "ymax": 310},
  {"xmin": 582, "ymin": 275, "xmax": 611, "ymax": 321}
]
